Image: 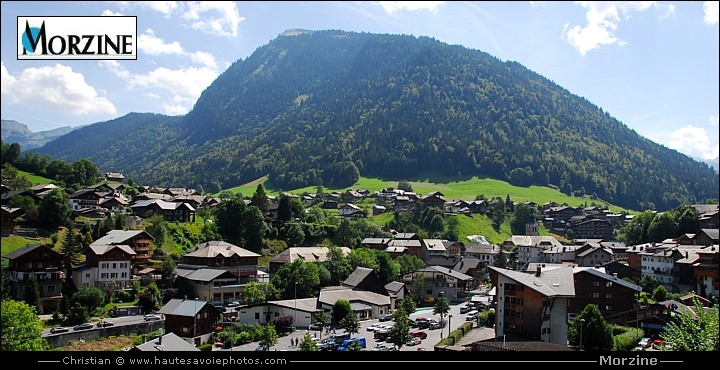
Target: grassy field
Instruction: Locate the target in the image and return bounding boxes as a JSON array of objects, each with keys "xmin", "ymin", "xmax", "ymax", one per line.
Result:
[
  {"xmin": 222, "ymin": 174, "xmax": 632, "ymax": 214},
  {"xmin": 17, "ymin": 170, "xmax": 54, "ymax": 185}
]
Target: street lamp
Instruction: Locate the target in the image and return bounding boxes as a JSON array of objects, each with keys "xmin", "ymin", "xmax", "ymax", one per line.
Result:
[
  {"xmin": 448, "ymin": 314, "xmax": 453, "ymax": 344},
  {"xmin": 579, "ymin": 318, "xmax": 586, "ymax": 351},
  {"xmin": 439, "ymin": 291, "xmax": 445, "ymax": 339},
  {"xmin": 294, "ymin": 281, "xmax": 298, "ymax": 331}
]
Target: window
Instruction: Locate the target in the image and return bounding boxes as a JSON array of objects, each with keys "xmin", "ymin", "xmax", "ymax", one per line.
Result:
[
  {"xmin": 593, "ymin": 281, "xmax": 600, "ymax": 287},
  {"xmin": 592, "ymin": 292, "xmax": 600, "ymax": 298},
  {"xmin": 606, "ymin": 281, "xmax": 612, "ymax": 287},
  {"xmin": 605, "ymin": 293, "xmax": 612, "ymax": 299}
]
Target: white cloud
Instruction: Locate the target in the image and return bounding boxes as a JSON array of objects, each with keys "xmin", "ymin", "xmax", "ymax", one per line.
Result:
[
  {"xmin": 137, "ymin": 29, "xmax": 217, "ymax": 69},
  {"xmin": 665, "ymin": 122, "xmax": 720, "ymax": 160},
  {"xmin": 375, "ymin": 1, "xmax": 445, "ymax": 15},
  {"xmin": 118, "ymin": 1, "xmax": 243, "ymax": 37},
  {"xmin": 0, "ymin": 62, "xmax": 116, "ymax": 116},
  {"xmin": 181, "ymin": 1, "xmax": 244, "ymax": 37},
  {"xmin": 101, "ymin": 9, "xmax": 124, "ymax": 16},
  {"xmin": 100, "ymin": 60, "xmax": 218, "ymax": 116},
  {"xmin": 562, "ymin": 2, "xmax": 670, "ymax": 55},
  {"xmin": 704, "ymin": 1, "xmax": 719, "ymax": 25}
]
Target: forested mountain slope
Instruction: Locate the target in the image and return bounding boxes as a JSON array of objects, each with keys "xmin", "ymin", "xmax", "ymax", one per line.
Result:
[{"xmin": 32, "ymin": 29, "xmax": 719, "ymax": 211}]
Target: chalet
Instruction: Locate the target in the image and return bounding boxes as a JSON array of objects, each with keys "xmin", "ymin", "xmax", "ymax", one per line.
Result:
[
  {"xmin": 105, "ymin": 172, "xmax": 125, "ymax": 183},
  {"xmin": 694, "ymin": 246, "xmax": 719, "ymax": 298},
  {"xmin": 129, "ymin": 332, "xmax": 200, "ymax": 352},
  {"xmin": 2, "ymin": 244, "xmax": 64, "ymax": 314},
  {"xmin": 1, "ymin": 206, "xmax": 25, "ymax": 236},
  {"xmin": 570, "ymin": 218, "xmax": 614, "ymax": 239},
  {"xmin": 569, "ymin": 267, "xmax": 642, "ymax": 319},
  {"xmin": 159, "ymin": 297, "xmax": 223, "ymax": 347},
  {"xmin": 72, "ymin": 244, "xmax": 135, "ymax": 292},
  {"xmin": 181, "ymin": 240, "xmax": 261, "ymax": 280},
  {"xmin": 338, "ymin": 203, "xmax": 362, "ymax": 216},
  {"xmin": 403, "ymin": 265, "xmax": 473, "ymax": 302},
  {"xmin": 91, "ymin": 229, "xmax": 155, "ymax": 272},
  {"xmin": 268, "ymin": 246, "xmax": 351, "ymax": 276},
  {"xmin": 421, "ymin": 191, "xmax": 446, "ymax": 209},
  {"xmin": 130, "ymin": 199, "xmax": 196, "ymax": 222}
]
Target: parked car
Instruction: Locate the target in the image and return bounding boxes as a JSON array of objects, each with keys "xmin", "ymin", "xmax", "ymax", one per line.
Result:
[
  {"xmin": 144, "ymin": 314, "xmax": 162, "ymax": 321},
  {"xmin": 465, "ymin": 310, "xmax": 479, "ymax": 321},
  {"xmin": 638, "ymin": 337, "xmax": 651, "ymax": 348},
  {"xmin": 226, "ymin": 301, "xmax": 240, "ymax": 307},
  {"xmin": 308, "ymin": 323, "xmax": 322, "ymax": 331},
  {"xmin": 410, "ymin": 330, "xmax": 427, "ymax": 339},
  {"xmin": 406, "ymin": 337, "xmax": 422, "ymax": 346},
  {"xmin": 428, "ymin": 320, "xmax": 442, "ymax": 330},
  {"xmin": 73, "ymin": 323, "xmax": 93, "ymax": 331},
  {"xmin": 379, "ymin": 314, "xmax": 393, "ymax": 322},
  {"xmin": 367, "ymin": 323, "xmax": 382, "ymax": 332},
  {"xmin": 96, "ymin": 320, "xmax": 114, "ymax": 328},
  {"xmin": 50, "ymin": 327, "xmax": 70, "ymax": 334}
]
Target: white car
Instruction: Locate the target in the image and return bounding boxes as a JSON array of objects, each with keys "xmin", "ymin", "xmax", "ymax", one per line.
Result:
[
  {"xmin": 367, "ymin": 323, "xmax": 382, "ymax": 332},
  {"xmin": 144, "ymin": 314, "xmax": 162, "ymax": 321}
]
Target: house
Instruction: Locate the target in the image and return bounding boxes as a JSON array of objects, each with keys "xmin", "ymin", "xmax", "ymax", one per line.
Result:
[
  {"xmin": 181, "ymin": 240, "xmax": 261, "ymax": 281},
  {"xmin": 693, "ymin": 245, "xmax": 719, "ymax": 299},
  {"xmin": 158, "ymin": 297, "xmax": 223, "ymax": 346},
  {"xmin": 693, "ymin": 228, "xmax": 719, "ymax": 246},
  {"xmin": 489, "ymin": 265, "xmax": 575, "ymax": 345},
  {"xmin": 402, "ymin": 265, "xmax": 473, "ymax": 303},
  {"xmin": 1, "ymin": 206, "xmax": 25, "ymax": 236},
  {"xmin": 569, "ymin": 267, "xmax": 642, "ymax": 319},
  {"xmin": 574, "ymin": 241, "xmax": 613, "ymax": 267},
  {"xmin": 569, "ymin": 218, "xmax": 614, "ymax": 240},
  {"xmin": 105, "ymin": 172, "xmax": 125, "ymax": 183},
  {"xmin": 463, "ymin": 242, "xmax": 501, "ymax": 267},
  {"xmin": 338, "ymin": 203, "xmax": 362, "ymax": 216},
  {"xmin": 2, "ymin": 244, "xmax": 64, "ymax": 314},
  {"xmin": 174, "ymin": 266, "xmax": 247, "ymax": 306},
  {"xmin": 72, "ymin": 244, "xmax": 135, "ymax": 292},
  {"xmin": 372, "ymin": 205, "xmax": 386, "ymax": 215},
  {"xmin": 268, "ymin": 246, "xmax": 350, "ymax": 277},
  {"xmin": 129, "ymin": 332, "xmax": 200, "ymax": 351},
  {"xmin": 503, "ymin": 235, "xmax": 563, "ymax": 269},
  {"xmin": 420, "ymin": 191, "xmax": 446, "ymax": 209},
  {"xmin": 91, "ymin": 229, "xmax": 154, "ymax": 272},
  {"xmin": 130, "ymin": 199, "xmax": 196, "ymax": 222}
]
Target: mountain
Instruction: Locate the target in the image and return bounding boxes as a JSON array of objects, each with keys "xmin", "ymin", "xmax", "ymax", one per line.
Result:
[
  {"xmin": 1, "ymin": 119, "xmax": 77, "ymax": 150},
  {"xmin": 31, "ymin": 29, "xmax": 719, "ymax": 211}
]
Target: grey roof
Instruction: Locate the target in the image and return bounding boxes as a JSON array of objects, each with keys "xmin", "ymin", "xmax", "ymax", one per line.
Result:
[
  {"xmin": 268, "ymin": 297, "xmax": 321, "ymax": 313},
  {"xmin": 387, "ymin": 239, "xmax": 422, "ymax": 248},
  {"xmin": 576, "ymin": 245, "xmax": 611, "ymax": 258},
  {"xmin": 574, "ymin": 267, "xmax": 641, "ymax": 292},
  {"xmin": 424, "ymin": 239, "xmax": 447, "ymax": 251},
  {"xmin": 92, "ymin": 229, "xmax": 153, "ymax": 245},
  {"xmin": 132, "ymin": 332, "xmax": 200, "ymax": 352},
  {"xmin": 422, "ymin": 265, "xmax": 473, "ymax": 281},
  {"xmin": 159, "ymin": 298, "xmax": 208, "ymax": 317},
  {"xmin": 175, "ymin": 267, "xmax": 231, "ymax": 282},
  {"xmin": 343, "ymin": 267, "xmax": 374, "ymax": 287},
  {"xmin": 464, "ymin": 242, "xmax": 501, "ymax": 254},
  {"xmin": 88, "ymin": 244, "xmax": 136, "ymax": 256},
  {"xmin": 384, "ymin": 281, "xmax": 405, "ymax": 296},
  {"xmin": 184, "ymin": 240, "xmax": 260, "ymax": 258},
  {"xmin": 490, "ymin": 266, "xmax": 575, "ymax": 298},
  {"xmin": 2, "ymin": 243, "xmax": 48, "ymax": 259},
  {"xmin": 318, "ymin": 287, "xmax": 391, "ymax": 307},
  {"xmin": 269, "ymin": 246, "xmax": 349, "ymax": 264},
  {"xmin": 701, "ymin": 228, "xmax": 719, "ymax": 240}
]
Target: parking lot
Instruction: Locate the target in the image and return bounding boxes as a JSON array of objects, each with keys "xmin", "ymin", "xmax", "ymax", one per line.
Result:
[{"xmin": 224, "ymin": 300, "xmax": 472, "ymax": 352}]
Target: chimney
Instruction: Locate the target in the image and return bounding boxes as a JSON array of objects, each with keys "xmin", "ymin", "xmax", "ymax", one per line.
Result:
[{"xmin": 536, "ymin": 266, "xmax": 541, "ymax": 276}]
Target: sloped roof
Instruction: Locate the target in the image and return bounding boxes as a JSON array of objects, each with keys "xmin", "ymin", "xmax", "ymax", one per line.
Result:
[
  {"xmin": 2, "ymin": 243, "xmax": 58, "ymax": 260},
  {"xmin": 88, "ymin": 244, "xmax": 136, "ymax": 256},
  {"xmin": 184, "ymin": 240, "xmax": 260, "ymax": 258},
  {"xmin": 343, "ymin": 266, "xmax": 374, "ymax": 287},
  {"xmin": 490, "ymin": 266, "xmax": 575, "ymax": 298},
  {"xmin": 159, "ymin": 298, "xmax": 214, "ymax": 317},
  {"xmin": 574, "ymin": 267, "xmax": 641, "ymax": 292},
  {"xmin": 132, "ymin": 332, "xmax": 200, "ymax": 352},
  {"xmin": 318, "ymin": 287, "xmax": 391, "ymax": 307},
  {"xmin": 269, "ymin": 246, "xmax": 350, "ymax": 264},
  {"xmin": 174, "ymin": 267, "xmax": 232, "ymax": 282},
  {"xmin": 92, "ymin": 229, "xmax": 154, "ymax": 245}
]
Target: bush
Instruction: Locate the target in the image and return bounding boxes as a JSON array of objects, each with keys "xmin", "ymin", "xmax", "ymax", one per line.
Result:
[{"xmin": 116, "ymin": 290, "xmax": 134, "ymax": 303}]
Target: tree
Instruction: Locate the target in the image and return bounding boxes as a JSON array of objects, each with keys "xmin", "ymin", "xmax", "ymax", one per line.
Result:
[
  {"xmin": 298, "ymin": 332, "xmax": 320, "ymax": 351},
  {"xmin": 214, "ymin": 198, "xmax": 247, "ymax": 246},
  {"xmin": 399, "ymin": 294, "xmax": 417, "ymax": 317},
  {"xmin": 652, "ymin": 285, "xmax": 668, "ymax": 302},
  {"xmin": 660, "ymin": 298, "xmax": 718, "ymax": 351},
  {"xmin": 397, "ymin": 181, "xmax": 413, "ymax": 192},
  {"xmin": 433, "ymin": 292, "xmax": 450, "ymax": 325},
  {"xmin": 242, "ymin": 282, "xmax": 278, "ymax": 305},
  {"xmin": 387, "ymin": 306, "xmax": 411, "ymax": 350},
  {"xmin": 0, "ymin": 300, "xmax": 50, "ymax": 351},
  {"xmin": 71, "ymin": 286, "xmax": 106, "ymax": 317},
  {"xmin": 570, "ymin": 304, "xmax": 613, "ymax": 351},
  {"xmin": 242, "ymin": 205, "xmax": 268, "ymax": 253},
  {"xmin": 339, "ymin": 311, "xmax": 360, "ymax": 336},
  {"xmin": 23, "ymin": 274, "xmax": 41, "ymax": 313},
  {"xmin": 277, "ymin": 194, "xmax": 292, "ymax": 222},
  {"xmin": 38, "ymin": 187, "xmax": 71, "ymax": 229},
  {"xmin": 258, "ymin": 324, "xmax": 279, "ymax": 351},
  {"xmin": 311, "ymin": 310, "xmax": 332, "ymax": 333},
  {"xmin": 251, "ymin": 183, "xmax": 269, "ymax": 213},
  {"xmin": 60, "ymin": 226, "xmax": 83, "ymax": 286},
  {"xmin": 160, "ymin": 257, "xmax": 177, "ymax": 289},
  {"xmin": 332, "ymin": 299, "xmax": 352, "ymax": 326},
  {"xmin": 324, "ymin": 245, "xmax": 351, "ymax": 286},
  {"xmin": 286, "ymin": 223, "xmax": 305, "ymax": 247}
]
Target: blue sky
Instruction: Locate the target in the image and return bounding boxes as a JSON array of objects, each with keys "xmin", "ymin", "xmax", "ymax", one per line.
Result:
[{"xmin": 2, "ymin": 1, "xmax": 718, "ymax": 162}]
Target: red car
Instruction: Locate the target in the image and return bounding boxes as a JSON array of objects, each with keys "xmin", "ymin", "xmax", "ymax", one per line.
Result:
[{"xmin": 652, "ymin": 339, "xmax": 665, "ymax": 349}]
